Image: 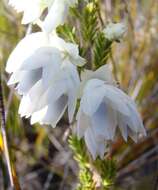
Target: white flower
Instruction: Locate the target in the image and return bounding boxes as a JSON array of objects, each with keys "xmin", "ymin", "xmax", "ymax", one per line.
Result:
[
  {"xmin": 6, "ymin": 32, "xmax": 85, "ymax": 126},
  {"xmin": 42, "ymin": 0, "xmax": 77, "ymax": 33},
  {"xmin": 19, "ymin": 60, "xmax": 79, "ymax": 126},
  {"xmin": 9, "ymin": 0, "xmax": 52, "ymax": 24},
  {"xmin": 9, "ymin": 0, "xmax": 77, "ymax": 32},
  {"xmin": 103, "ymin": 22, "xmax": 127, "ymax": 41},
  {"xmin": 76, "ymin": 66, "xmax": 146, "ymax": 159}
]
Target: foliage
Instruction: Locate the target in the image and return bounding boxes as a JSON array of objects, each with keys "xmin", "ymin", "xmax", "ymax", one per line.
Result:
[
  {"xmin": 69, "ymin": 135, "xmax": 94, "ymax": 190},
  {"xmin": 69, "ymin": 135, "xmax": 116, "ymax": 189},
  {"xmin": 0, "ymin": 0, "xmax": 158, "ymax": 190},
  {"xmin": 93, "ymin": 32, "xmax": 112, "ymax": 69}
]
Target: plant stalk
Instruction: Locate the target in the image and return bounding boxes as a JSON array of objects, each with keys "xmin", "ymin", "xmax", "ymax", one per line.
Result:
[{"xmin": 0, "ymin": 70, "xmax": 15, "ymax": 189}]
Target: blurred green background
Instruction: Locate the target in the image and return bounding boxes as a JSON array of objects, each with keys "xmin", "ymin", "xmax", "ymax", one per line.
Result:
[{"xmin": 0, "ymin": 0, "xmax": 158, "ymax": 189}]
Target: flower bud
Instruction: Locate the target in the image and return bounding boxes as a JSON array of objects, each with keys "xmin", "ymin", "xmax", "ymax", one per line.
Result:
[{"xmin": 103, "ymin": 22, "xmax": 127, "ymax": 41}]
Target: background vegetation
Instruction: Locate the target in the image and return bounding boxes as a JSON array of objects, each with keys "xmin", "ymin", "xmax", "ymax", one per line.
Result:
[{"xmin": 0, "ymin": 0, "xmax": 158, "ymax": 189}]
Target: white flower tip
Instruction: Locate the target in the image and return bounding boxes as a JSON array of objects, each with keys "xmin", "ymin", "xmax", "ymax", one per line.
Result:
[
  {"xmin": 30, "ymin": 117, "xmax": 36, "ymax": 125},
  {"xmin": 91, "ymin": 151, "xmax": 97, "ymax": 160},
  {"xmin": 68, "ymin": 113, "xmax": 73, "ymax": 125},
  {"xmin": 7, "ymin": 78, "xmax": 14, "ymax": 86},
  {"xmin": 139, "ymin": 128, "xmax": 147, "ymax": 138},
  {"xmin": 21, "ymin": 17, "xmax": 27, "ymax": 25},
  {"xmin": 5, "ymin": 64, "xmax": 11, "ymax": 73},
  {"xmin": 123, "ymin": 135, "xmax": 128, "ymax": 142}
]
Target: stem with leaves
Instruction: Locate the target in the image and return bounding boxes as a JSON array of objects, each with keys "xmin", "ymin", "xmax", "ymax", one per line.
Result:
[
  {"xmin": 58, "ymin": 1, "xmax": 117, "ymax": 189},
  {"xmin": 69, "ymin": 135, "xmax": 116, "ymax": 190}
]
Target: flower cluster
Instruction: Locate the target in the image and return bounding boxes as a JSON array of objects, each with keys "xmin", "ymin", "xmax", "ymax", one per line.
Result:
[
  {"xmin": 6, "ymin": 32, "xmax": 85, "ymax": 126},
  {"xmin": 6, "ymin": 1, "xmax": 146, "ymax": 159}
]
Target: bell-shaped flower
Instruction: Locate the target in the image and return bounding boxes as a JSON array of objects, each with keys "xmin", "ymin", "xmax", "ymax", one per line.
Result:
[
  {"xmin": 19, "ymin": 60, "xmax": 79, "ymax": 126},
  {"xmin": 76, "ymin": 65, "xmax": 146, "ymax": 159},
  {"xmin": 9, "ymin": 0, "xmax": 77, "ymax": 32},
  {"xmin": 6, "ymin": 32, "xmax": 85, "ymax": 127}
]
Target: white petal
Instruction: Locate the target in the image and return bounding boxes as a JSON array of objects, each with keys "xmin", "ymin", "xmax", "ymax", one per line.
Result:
[
  {"xmin": 102, "ymin": 84, "xmax": 130, "ymax": 116},
  {"xmin": 20, "ymin": 80, "xmax": 46, "ymax": 115},
  {"xmin": 76, "ymin": 110, "xmax": 90, "ymax": 138},
  {"xmin": 97, "ymin": 140, "xmax": 107, "ymax": 159},
  {"xmin": 91, "ymin": 103, "xmax": 109, "ymax": 139},
  {"xmin": 84, "ymin": 127, "xmax": 98, "ymax": 159},
  {"xmin": 83, "ymin": 80, "xmax": 129, "ymax": 116},
  {"xmin": 9, "ymin": 0, "xmax": 46, "ymax": 24},
  {"xmin": 49, "ymin": 35, "xmax": 85, "ymax": 67},
  {"xmin": 6, "ymin": 32, "xmax": 49, "ymax": 73},
  {"xmin": 127, "ymin": 103, "xmax": 145, "ymax": 134},
  {"xmin": 64, "ymin": 43, "xmax": 86, "ymax": 66},
  {"xmin": 66, "ymin": 66, "xmax": 80, "ymax": 122},
  {"xmin": 70, "ymin": 56, "xmax": 86, "ymax": 67},
  {"xmin": 91, "ymin": 102, "xmax": 117, "ymax": 140},
  {"xmin": 9, "ymin": 0, "xmax": 27, "ymax": 12},
  {"xmin": 84, "ymin": 128, "xmax": 106, "ymax": 159},
  {"xmin": 81, "ymin": 69, "xmax": 94, "ymax": 81},
  {"xmin": 93, "ymin": 64, "xmax": 115, "ymax": 84},
  {"xmin": 18, "ymin": 95, "xmax": 32, "ymax": 117},
  {"xmin": 22, "ymin": 5, "xmax": 41, "ymax": 24},
  {"xmin": 42, "ymin": 0, "xmax": 69, "ymax": 33},
  {"xmin": 81, "ymin": 85, "xmax": 106, "ymax": 116},
  {"xmin": 128, "ymin": 128, "xmax": 138, "ymax": 143},
  {"xmin": 7, "ymin": 71, "xmax": 24, "ymax": 85},
  {"xmin": 19, "ymin": 79, "xmax": 45, "ymax": 117},
  {"xmin": 46, "ymin": 81, "xmax": 67, "ymax": 107},
  {"xmin": 17, "ymin": 69, "xmax": 42, "ymax": 95},
  {"xmin": 31, "ymin": 95, "xmax": 68, "ymax": 127},
  {"xmin": 63, "ymin": 61, "xmax": 80, "ymax": 85},
  {"xmin": 81, "ymin": 65, "xmax": 114, "ymax": 84},
  {"xmin": 30, "ymin": 106, "xmax": 48, "ymax": 124},
  {"xmin": 68, "ymin": 93, "xmax": 77, "ymax": 123},
  {"xmin": 117, "ymin": 113, "xmax": 128, "ymax": 141},
  {"xmin": 28, "ymin": 80, "xmax": 43, "ymax": 100},
  {"xmin": 21, "ymin": 47, "xmax": 61, "ymax": 70}
]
